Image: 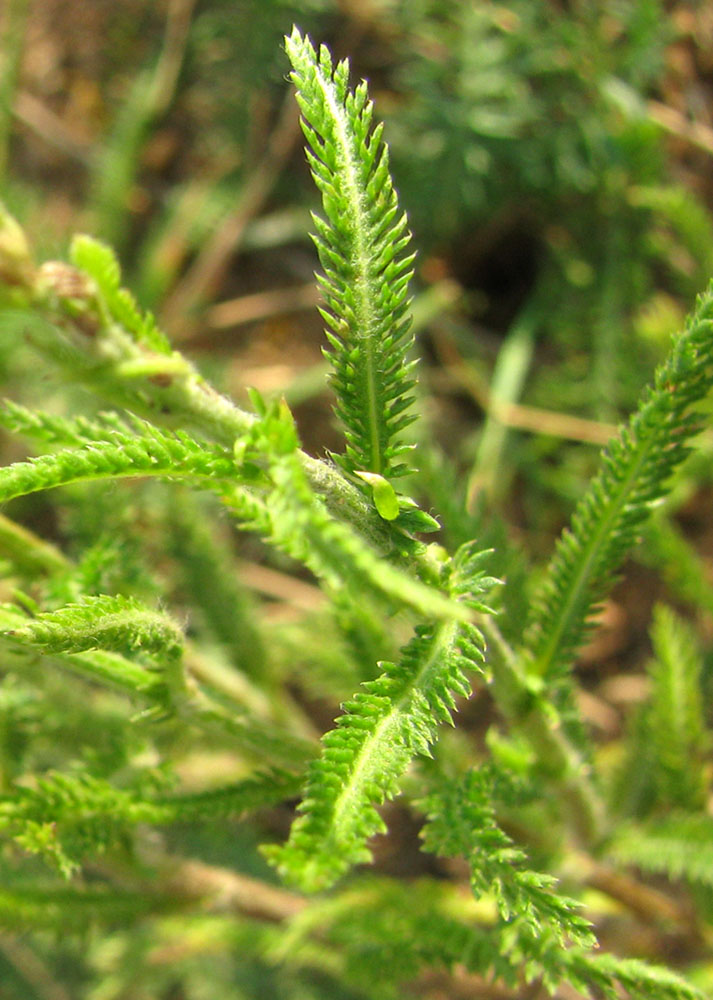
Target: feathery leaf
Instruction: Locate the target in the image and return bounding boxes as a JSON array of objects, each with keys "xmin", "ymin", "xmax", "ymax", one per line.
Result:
[
  {"xmin": 0, "ymin": 769, "xmax": 303, "ymax": 877},
  {"xmin": 279, "ymin": 877, "xmax": 702, "ymax": 1000},
  {"xmin": 645, "ymin": 604, "xmax": 707, "ymax": 810},
  {"xmin": 0, "ymin": 601, "xmax": 165, "ymax": 698},
  {"xmin": 70, "ymin": 234, "xmax": 171, "ymax": 353},
  {"xmin": 522, "ymin": 280, "xmax": 713, "ymax": 731},
  {"xmin": 266, "ymin": 544, "xmax": 493, "ymax": 892},
  {"xmin": 420, "ymin": 767, "xmax": 595, "ymax": 949},
  {"xmin": 0, "ymin": 426, "xmax": 236, "ymax": 502},
  {"xmin": 3, "ymin": 594, "xmax": 184, "ymax": 661},
  {"xmin": 286, "ymin": 27, "xmax": 417, "ymax": 480},
  {"xmin": 611, "ymin": 603, "xmax": 708, "ymax": 818},
  {"xmin": 610, "ymin": 814, "xmax": 713, "ymax": 888}
]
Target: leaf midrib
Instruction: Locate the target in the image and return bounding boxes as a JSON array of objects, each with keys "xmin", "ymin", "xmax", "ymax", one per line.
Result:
[{"xmin": 315, "ymin": 64, "xmax": 382, "ymax": 473}]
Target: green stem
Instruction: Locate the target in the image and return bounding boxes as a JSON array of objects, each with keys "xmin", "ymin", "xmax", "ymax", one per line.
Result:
[{"xmin": 482, "ymin": 617, "xmax": 605, "ymax": 847}]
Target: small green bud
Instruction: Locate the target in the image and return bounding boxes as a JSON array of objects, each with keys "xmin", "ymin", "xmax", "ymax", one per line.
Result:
[{"xmin": 355, "ymin": 471, "xmax": 400, "ymax": 520}]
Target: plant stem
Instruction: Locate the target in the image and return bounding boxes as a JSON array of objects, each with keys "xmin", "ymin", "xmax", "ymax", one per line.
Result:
[
  {"xmin": 161, "ymin": 856, "xmax": 306, "ymax": 922},
  {"xmin": 482, "ymin": 618, "xmax": 606, "ymax": 847}
]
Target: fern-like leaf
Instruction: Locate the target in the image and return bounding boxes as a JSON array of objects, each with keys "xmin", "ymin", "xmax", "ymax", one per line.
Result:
[
  {"xmin": 266, "ymin": 544, "xmax": 493, "ymax": 892},
  {"xmin": 612, "ymin": 603, "xmax": 707, "ymax": 818},
  {"xmin": 610, "ymin": 814, "xmax": 713, "ymax": 888},
  {"xmin": 522, "ymin": 281, "xmax": 713, "ymax": 720},
  {"xmin": 646, "ymin": 604, "xmax": 707, "ymax": 809},
  {"xmin": 0, "ymin": 399, "xmax": 463, "ymax": 625},
  {"xmin": 278, "ymin": 877, "xmax": 702, "ymax": 1000},
  {"xmin": 0, "ymin": 601, "xmax": 165, "ymax": 698},
  {"xmin": 420, "ymin": 767, "xmax": 595, "ymax": 949},
  {"xmin": 286, "ymin": 27, "xmax": 417, "ymax": 480},
  {"xmin": 70, "ymin": 234, "xmax": 171, "ymax": 353},
  {"xmin": 0, "ymin": 769, "xmax": 302, "ymax": 877},
  {"xmin": 572, "ymin": 954, "xmax": 703, "ymax": 1000},
  {"xmin": 151, "ymin": 769, "xmax": 304, "ymax": 822},
  {"xmin": 0, "ymin": 600, "xmax": 310, "ymax": 767},
  {"xmin": 0, "ymin": 398, "xmax": 147, "ymax": 448},
  {"xmin": 3, "ymin": 594, "xmax": 183, "ymax": 661},
  {"xmin": 0, "ymin": 427, "xmax": 236, "ymax": 502},
  {"xmin": 0, "ymin": 771, "xmax": 153, "ymax": 876}
]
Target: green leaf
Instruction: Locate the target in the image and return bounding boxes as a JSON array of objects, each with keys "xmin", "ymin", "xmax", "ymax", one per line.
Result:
[
  {"xmin": 521, "ymin": 279, "xmax": 713, "ymax": 742},
  {"xmin": 266, "ymin": 544, "xmax": 493, "ymax": 891},
  {"xmin": 276, "ymin": 877, "xmax": 702, "ymax": 1000},
  {"xmin": 0, "ymin": 601, "xmax": 164, "ymax": 698},
  {"xmin": 0, "ymin": 425, "xmax": 236, "ymax": 503},
  {"xmin": 286, "ymin": 27, "xmax": 417, "ymax": 480},
  {"xmin": 70, "ymin": 233, "xmax": 171, "ymax": 353},
  {"xmin": 2, "ymin": 594, "xmax": 184, "ymax": 660},
  {"xmin": 420, "ymin": 768, "xmax": 595, "ymax": 949},
  {"xmin": 610, "ymin": 814, "xmax": 713, "ymax": 888},
  {"xmin": 646, "ymin": 604, "xmax": 707, "ymax": 809},
  {"xmin": 0, "ymin": 769, "xmax": 303, "ymax": 878}
]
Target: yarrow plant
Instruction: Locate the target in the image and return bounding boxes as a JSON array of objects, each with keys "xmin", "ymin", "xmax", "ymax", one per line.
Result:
[{"xmin": 0, "ymin": 26, "xmax": 711, "ymax": 1000}]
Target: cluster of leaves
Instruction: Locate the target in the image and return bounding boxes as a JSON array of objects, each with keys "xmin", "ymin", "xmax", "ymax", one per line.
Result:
[{"xmin": 0, "ymin": 8, "xmax": 712, "ymax": 1000}]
